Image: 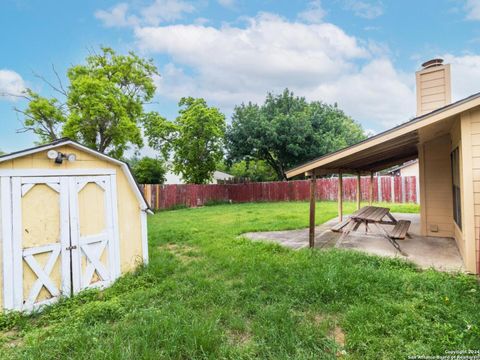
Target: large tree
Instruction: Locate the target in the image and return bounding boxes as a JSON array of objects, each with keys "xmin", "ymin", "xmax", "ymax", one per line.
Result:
[
  {"xmin": 16, "ymin": 47, "xmax": 159, "ymax": 158},
  {"xmin": 226, "ymin": 89, "xmax": 366, "ymax": 180},
  {"xmin": 144, "ymin": 97, "xmax": 226, "ymax": 184},
  {"xmin": 129, "ymin": 156, "xmax": 167, "ymax": 184}
]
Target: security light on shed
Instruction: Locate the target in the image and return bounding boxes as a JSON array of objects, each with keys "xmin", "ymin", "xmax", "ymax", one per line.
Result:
[
  {"xmin": 55, "ymin": 152, "xmax": 64, "ymax": 164},
  {"xmin": 47, "ymin": 150, "xmax": 77, "ymax": 164},
  {"xmin": 47, "ymin": 150, "xmax": 58, "ymax": 160}
]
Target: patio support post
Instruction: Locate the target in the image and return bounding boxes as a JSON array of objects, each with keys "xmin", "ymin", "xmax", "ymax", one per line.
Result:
[
  {"xmin": 338, "ymin": 171, "xmax": 343, "ymax": 222},
  {"xmin": 309, "ymin": 172, "xmax": 316, "ymax": 248},
  {"xmin": 356, "ymin": 173, "xmax": 361, "ymax": 210},
  {"xmin": 369, "ymin": 171, "xmax": 374, "ymax": 205}
]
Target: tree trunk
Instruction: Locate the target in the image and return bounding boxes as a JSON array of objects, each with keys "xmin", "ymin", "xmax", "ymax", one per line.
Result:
[{"xmin": 263, "ymin": 152, "xmax": 285, "ymax": 181}]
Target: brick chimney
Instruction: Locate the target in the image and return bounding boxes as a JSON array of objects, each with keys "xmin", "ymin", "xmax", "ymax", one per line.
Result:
[{"xmin": 415, "ymin": 58, "xmax": 451, "ymax": 116}]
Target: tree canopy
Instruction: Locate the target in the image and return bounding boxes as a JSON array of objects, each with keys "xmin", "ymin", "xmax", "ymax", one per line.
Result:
[
  {"xmin": 144, "ymin": 97, "xmax": 226, "ymax": 184},
  {"xmin": 17, "ymin": 47, "xmax": 159, "ymax": 158},
  {"xmin": 15, "ymin": 51, "xmax": 366, "ymax": 184},
  {"xmin": 218, "ymin": 159, "xmax": 277, "ymax": 182},
  {"xmin": 226, "ymin": 89, "xmax": 366, "ymax": 180},
  {"xmin": 129, "ymin": 157, "xmax": 167, "ymax": 184}
]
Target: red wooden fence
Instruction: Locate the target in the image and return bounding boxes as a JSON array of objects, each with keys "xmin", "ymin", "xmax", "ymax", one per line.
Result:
[{"xmin": 140, "ymin": 176, "xmax": 418, "ymax": 210}]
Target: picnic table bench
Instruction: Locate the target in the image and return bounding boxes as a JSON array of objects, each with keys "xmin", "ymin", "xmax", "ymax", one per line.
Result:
[
  {"xmin": 390, "ymin": 220, "xmax": 411, "ymax": 239},
  {"xmin": 332, "ymin": 206, "xmax": 411, "ymax": 256}
]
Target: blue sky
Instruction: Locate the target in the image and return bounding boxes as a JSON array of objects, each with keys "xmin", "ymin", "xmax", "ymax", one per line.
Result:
[{"xmin": 1, "ymin": 0, "xmax": 480, "ymax": 153}]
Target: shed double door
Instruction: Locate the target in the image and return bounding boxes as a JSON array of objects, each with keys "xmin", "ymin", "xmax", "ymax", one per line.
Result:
[{"xmin": 8, "ymin": 175, "xmax": 120, "ymax": 311}]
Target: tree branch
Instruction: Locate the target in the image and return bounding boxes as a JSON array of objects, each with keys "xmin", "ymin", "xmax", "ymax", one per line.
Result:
[
  {"xmin": 51, "ymin": 64, "xmax": 67, "ymax": 96},
  {"xmin": 1, "ymin": 92, "xmax": 31, "ymax": 101},
  {"xmin": 32, "ymin": 71, "xmax": 67, "ymax": 97}
]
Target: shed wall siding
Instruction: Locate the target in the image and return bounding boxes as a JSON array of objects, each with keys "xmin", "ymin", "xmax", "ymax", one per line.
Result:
[{"xmin": 0, "ymin": 145, "xmax": 144, "ymax": 310}]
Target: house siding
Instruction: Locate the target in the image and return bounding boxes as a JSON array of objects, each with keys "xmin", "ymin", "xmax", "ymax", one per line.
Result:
[
  {"xmin": 416, "ymin": 64, "xmax": 452, "ymax": 116},
  {"xmin": 464, "ymin": 108, "xmax": 480, "ymax": 273},
  {"xmin": 450, "ymin": 118, "xmax": 466, "ymax": 263},
  {"xmin": 420, "ymin": 134, "xmax": 454, "ymax": 238}
]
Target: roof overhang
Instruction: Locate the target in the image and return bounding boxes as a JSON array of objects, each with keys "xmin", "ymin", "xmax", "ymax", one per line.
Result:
[
  {"xmin": 0, "ymin": 138, "xmax": 152, "ymax": 213},
  {"xmin": 286, "ymin": 92, "xmax": 480, "ymax": 178}
]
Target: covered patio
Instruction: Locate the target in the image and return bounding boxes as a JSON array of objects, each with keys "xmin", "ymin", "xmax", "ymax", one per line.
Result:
[
  {"xmin": 244, "ymin": 213, "xmax": 465, "ymax": 272},
  {"xmin": 280, "ymin": 118, "xmax": 464, "ymax": 271},
  {"xmin": 285, "ymin": 125, "xmax": 424, "ymax": 255},
  {"xmin": 282, "ymin": 59, "xmax": 480, "ymax": 274}
]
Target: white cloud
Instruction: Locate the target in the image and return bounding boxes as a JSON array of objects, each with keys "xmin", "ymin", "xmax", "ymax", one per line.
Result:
[
  {"xmin": 309, "ymin": 59, "xmax": 415, "ymax": 127},
  {"xmin": 135, "ymin": 13, "xmax": 368, "ymax": 77},
  {"xmin": 344, "ymin": 0, "xmax": 383, "ymax": 19},
  {"xmin": 95, "ymin": 0, "xmax": 194, "ymax": 28},
  {"xmin": 217, "ymin": 0, "xmax": 236, "ymax": 9},
  {"xmin": 154, "ymin": 63, "xmax": 196, "ymax": 99},
  {"xmin": 442, "ymin": 54, "xmax": 480, "ymax": 100},
  {"xmin": 94, "ymin": 3, "xmax": 139, "ymax": 27},
  {"xmin": 298, "ymin": 0, "xmax": 326, "ymax": 24},
  {"xmin": 135, "ymin": 13, "xmax": 419, "ymax": 129},
  {"xmin": 194, "ymin": 17, "xmax": 210, "ymax": 25},
  {"xmin": 465, "ymin": 0, "xmax": 480, "ymax": 20},
  {"xmin": 94, "ymin": 4, "xmax": 480, "ymax": 132},
  {"xmin": 140, "ymin": 0, "xmax": 195, "ymax": 25},
  {"xmin": 0, "ymin": 69, "xmax": 26, "ymax": 101}
]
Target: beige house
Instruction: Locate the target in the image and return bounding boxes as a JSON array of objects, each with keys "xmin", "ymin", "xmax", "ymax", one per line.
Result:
[
  {"xmin": 0, "ymin": 139, "xmax": 150, "ymax": 311},
  {"xmin": 286, "ymin": 59, "xmax": 480, "ymax": 274}
]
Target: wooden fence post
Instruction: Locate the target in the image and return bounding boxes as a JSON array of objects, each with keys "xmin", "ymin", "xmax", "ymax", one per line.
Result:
[
  {"xmin": 377, "ymin": 176, "xmax": 382, "ymax": 202},
  {"xmin": 369, "ymin": 172, "xmax": 374, "ymax": 205},
  {"xmin": 338, "ymin": 171, "xmax": 343, "ymax": 222},
  {"xmin": 356, "ymin": 173, "xmax": 361, "ymax": 210},
  {"xmin": 309, "ymin": 172, "xmax": 316, "ymax": 248},
  {"xmin": 390, "ymin": 177, "xmax": 395, "ymax": 203}
]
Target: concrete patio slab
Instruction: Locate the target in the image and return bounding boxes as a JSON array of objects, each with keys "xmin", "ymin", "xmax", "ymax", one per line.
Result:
[{"xmin": 243, "ymin": 213, "xmax": 465, "ymax": 272}]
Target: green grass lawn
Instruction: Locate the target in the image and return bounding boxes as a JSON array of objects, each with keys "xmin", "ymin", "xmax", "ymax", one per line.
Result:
[{"xmin": 1, "ymin": 201, "xmax": 479, "ymax": 359}]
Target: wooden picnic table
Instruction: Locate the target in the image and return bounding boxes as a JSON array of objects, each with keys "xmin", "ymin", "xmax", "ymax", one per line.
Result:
[{"xmin": 332, "ymin": 206, "xmax": 410, "ymax": 256}]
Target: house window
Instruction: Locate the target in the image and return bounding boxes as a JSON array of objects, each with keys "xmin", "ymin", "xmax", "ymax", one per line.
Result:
[{"xmin": 451, "ymin": 147, "xmax": 461, "ymax": 229}]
